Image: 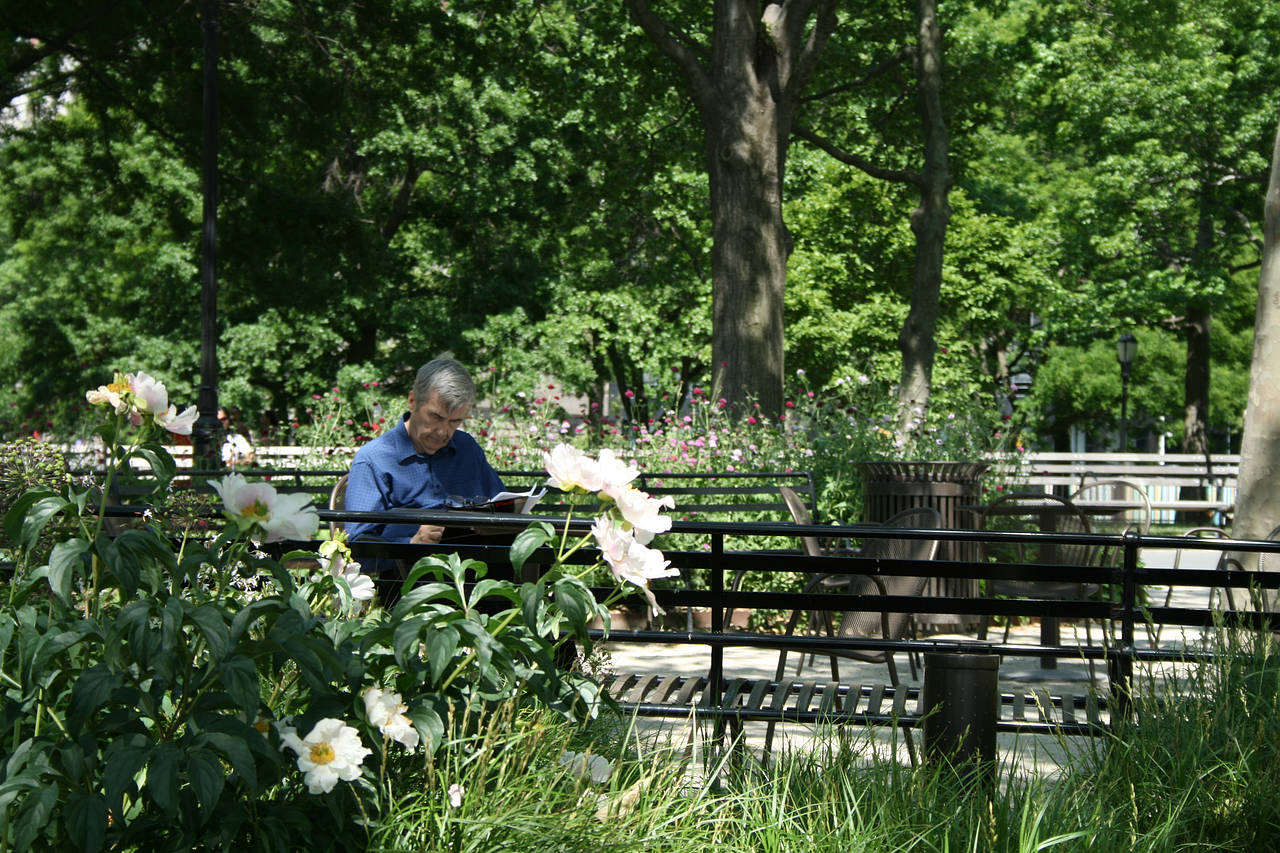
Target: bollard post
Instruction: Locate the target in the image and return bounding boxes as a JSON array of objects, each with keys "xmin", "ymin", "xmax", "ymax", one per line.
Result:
[{"xmin": 922, "ymin": 653, "xmax": 999, "ymax": 786}]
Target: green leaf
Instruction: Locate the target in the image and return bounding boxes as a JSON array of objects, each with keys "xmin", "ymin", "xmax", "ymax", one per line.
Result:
[
  {"xmin": 33, "ymin": 625, "xmax": 91, "ymax": 674},
  {"xmin": 467, "ymin": 577, "xmax": 519, "ymax": 610},
  {"xmin": 229, "ymin": 597, "xmax": 285, "ymax": 643},
  {"xmin": 15, "ymin": 782, "xmax": 57, "ymax": 850},
  {"xmin": 190, "ymin": 604, "xmax": 231, "ymax": 661},
  {"xmin": 68, "ymin": 664, "xmax": 123, "ymax": 735},
  {"xmin": 520, "ymin": 580, "xmax": 546, "ymax": 630},
  {"xmin": 511, "ymin": 522, "xmax": 554, "ymax": 574},
  {"xmin": 47, "ymin": 538, "xmax": 90, "ymax": 604},
  {"xmin": 147, "ymin": 742, "xmax": 181, "ymax": 818},
  {"xmin": 218, "ymin": 655, "xmax": 260, "ymax": 713},
  {"xmin": 103, "ymin": 735, "xmax": 150, "ymax": 818},
  {"xmin": 200, "ymin": 731, "xmax": 259, "ymax": 792},
  {"xmin": 186, "ymin": 748, "xmax": 226, "ymax": 816},
  {"xmin": 553, "ymin": 576, "xmax": 588, "ymax": 636},
  {"xmin": 135, "ymin": 442, "xmax": 177, "ymax": 485},
  {"xmin": 19, "ymin": 494, "xmax": 72, "ymax": 551},
  {"xmin": 407, "ymin": 701, "xmax": 446, "ymax": 755},
  {"xmin": 64, "ymin": 789, "xmax": 108, "ymax": 853},
  {"xmin": 3, "ymin": 488, "xmax": 50, "ymax": 544},
  {"xmin": 426, "ymin": 625, "xmax": 460, "ymax": 685},
  {"xmin": 390, "ymin": 582, "xmax": 458, "ymax": 619},
  {"xmin": 391, "ymin": 616, "xmax": 427, "ymax": 670}
]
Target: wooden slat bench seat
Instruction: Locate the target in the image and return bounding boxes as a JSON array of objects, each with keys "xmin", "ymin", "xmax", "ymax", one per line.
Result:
[{"xmin": 599, "ymin": 673, "xmax": 1109, "ymax": 737}]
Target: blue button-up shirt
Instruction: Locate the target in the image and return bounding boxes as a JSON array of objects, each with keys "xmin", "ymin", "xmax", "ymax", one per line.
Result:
[{"xmin": 343, "ymin": 415, "xmax": 504, "ymax": 543}]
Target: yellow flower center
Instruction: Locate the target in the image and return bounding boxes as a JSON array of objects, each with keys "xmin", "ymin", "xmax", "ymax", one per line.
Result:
[
  {"xmin": 107, "ymin": 381, "xmax": 130, "ymax": 394},
  {"xmin": 309, "ymin": 743, "xmax": 336, "ymax": 765},
  {"xmin": 238, "ymin": 499, "xmax": 271, "ymax": 523},
  {"xmin": 252, "ymin": 719, "xmax": 270, "ymax": 734}
]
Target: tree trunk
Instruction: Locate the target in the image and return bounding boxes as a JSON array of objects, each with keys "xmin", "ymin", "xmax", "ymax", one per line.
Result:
[
  {"xmin": 895, "ymin": 0, "xmax": 950, "ymax": 428},
  {"xmin": 1232, "ymin": 113, "xmax": 1280, "ymax": 564},
  {"xmin": 626, "ymin": 0, "xmax": 837, "ymax": 420},
  {"xmin": 707, "ymin": 96, "xmax": 789, "ymax": 419}
]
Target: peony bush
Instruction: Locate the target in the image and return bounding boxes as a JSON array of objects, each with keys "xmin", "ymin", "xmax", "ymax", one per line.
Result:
[{"xmin": 0, "ymin": 371, "xmax": 678, "ymax": 851}]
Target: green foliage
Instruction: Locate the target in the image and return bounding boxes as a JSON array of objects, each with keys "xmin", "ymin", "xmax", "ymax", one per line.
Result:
[
  {"xmin": 0, "ymin": 0, "xmax": 1272, "ymax": 457},
  {"xmin": 0, "ymin": 376, "xmax": 659, "ymax": 851}
]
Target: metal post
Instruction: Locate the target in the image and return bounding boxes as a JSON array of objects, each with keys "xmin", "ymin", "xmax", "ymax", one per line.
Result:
[
  {"xmin": 192, "ymin": 0, "xmax": 222, "ymax": 468},
  {"xmin": 1109, "ymin": 529, "xmax": 1139, "ymax": 725},
  {"xmin": 922, "ymin": 653, "xmax": 999, "ymax": 787},
  {"xmin": 1116, "ymin": 333, "xmax": 1137, "ymax": 453},
  {"xmin": 1119, "ymin": 375, "xmax": 1130, "ymax": 453}
]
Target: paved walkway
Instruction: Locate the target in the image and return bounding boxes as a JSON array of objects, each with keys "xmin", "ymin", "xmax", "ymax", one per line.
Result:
[{"xmin": 601, "ymin": 547, "xmax": 1223, "ymax": 776}]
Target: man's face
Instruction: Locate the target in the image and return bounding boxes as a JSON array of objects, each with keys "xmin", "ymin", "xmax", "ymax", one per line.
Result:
[{"xmin": 406, "ymin": 389, "xmax": 470, "ymax": 456}]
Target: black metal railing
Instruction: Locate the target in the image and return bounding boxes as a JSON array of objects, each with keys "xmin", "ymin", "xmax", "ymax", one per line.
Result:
[
  {"xmin": 311, "ymin": 509, "xmax": 1280, "ymax": 726},
  {"xmin": 95, "ymin": 503, "xmax": 1280, "ymax": 732}
]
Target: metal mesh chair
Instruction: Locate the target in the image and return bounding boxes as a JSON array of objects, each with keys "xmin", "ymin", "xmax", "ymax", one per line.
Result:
[
  {"xmin": 766, "ymin": 505, "xmax": 940, "ymax": 762},
  {"xmin": 976, "ymin": 492, "xmax": 1101, "ymax": 646},
  {"xmin": 1070, "ymin": 478, "xmax": 1152, "ymax": 569},
  {"xmin": 328, "ymin": 473, "xmax": 349, "ymax": 540},
  {"xmin": 775, "ymin": 505, "xmax": 942, "ymax": 687}
]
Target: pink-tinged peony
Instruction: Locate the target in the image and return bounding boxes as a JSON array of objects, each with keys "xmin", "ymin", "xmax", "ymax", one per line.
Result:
[
  {"xmin": 542, "ymin": 443, "xmax": 604, "ymax": 493},
  {"xmin": 279, "ymin": 718, "xmax": 371, "ymax": 794},
  {"xmin": 213, "ymin": 474, "xmax": 319, "ymax": 542},
  {"xmin": 362, "ymin": 686, "xmax": 419, "ymax": 750},
  {"xmin": 591, "ymin": 518, "xmax": 678, "ymax": 614},
  {"xmin": 129, "ymin": 371, "xmax": 170, "ymax": 415},
  {"xmin": 606, "ymin": 485, "xmax": 674, "ymax": 544}
]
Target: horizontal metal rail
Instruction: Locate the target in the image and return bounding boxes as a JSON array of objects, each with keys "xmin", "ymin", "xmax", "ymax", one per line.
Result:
[{"xmin": 100, "ymin": 504, "xmax": 1280, "ymax": 735}]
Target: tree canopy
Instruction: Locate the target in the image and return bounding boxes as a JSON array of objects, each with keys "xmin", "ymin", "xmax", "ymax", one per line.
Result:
[{"xmin": 0, "ymin": 0, "xmax": 1272, "ymax": 455}]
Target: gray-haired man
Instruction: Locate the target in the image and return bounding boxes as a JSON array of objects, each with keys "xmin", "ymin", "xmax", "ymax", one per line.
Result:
[{"xmin": 344, "ymin": 357, "xmax": 504, "ymax": 546}]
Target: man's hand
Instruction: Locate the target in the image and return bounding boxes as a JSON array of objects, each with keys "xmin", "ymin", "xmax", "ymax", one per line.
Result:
[{"xmin": 411, "ymin": 524, "xmax": 445, "ymax": 544}]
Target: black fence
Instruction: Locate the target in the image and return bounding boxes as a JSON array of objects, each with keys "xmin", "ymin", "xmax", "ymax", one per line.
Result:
[{"xmin": 316, "ymin": 507, "xmax": 1280, "ymax": 731}]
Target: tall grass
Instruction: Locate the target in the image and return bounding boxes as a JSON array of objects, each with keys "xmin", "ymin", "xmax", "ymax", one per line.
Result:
[{"xmin": 369, "ymin": 627, "xmax": 1280, "ymax": 851}]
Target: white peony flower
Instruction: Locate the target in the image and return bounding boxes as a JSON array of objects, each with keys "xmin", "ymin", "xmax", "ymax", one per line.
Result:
[
  {"xmin": 605, "ymin": 485, "xmax": 674, "ymax": 544},
  {"xmin": 85, "ymin": 377, "xmax": 131, "ymax": 414},
  {"xmin": 319, "ymin": 543, "xmax": 376, "ymax": 604},
  {"xmin": 558, "ymin": 750, "xmax": 614, "ymax": 784},
  {"xmin": 154, "ymin": 404, "xmax": 199, "ymax": 436},
  {"xmin": 279, "ymin": 717, "xmax": 371, "ymax": 794},
  {"xmin": 362, "ymin": 686, "xmax": 419, "ymax": 750},
  {"xmin": 594, "ymin": 449, "xmax": 639, "ymax": 491},
  {"xmin": 448, "ymin": 783, "xmax": 465, "ymax": 809},
  {"xmin": 542, "ymin": 443, "xmax": 604, "ymax": 493},
  {"xmin": 213, "ymin": 474, "xmax": 319, "ymax": 542}
]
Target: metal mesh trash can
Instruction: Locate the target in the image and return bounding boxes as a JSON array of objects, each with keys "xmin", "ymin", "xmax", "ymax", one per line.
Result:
[{"xmin": 857, "ymin": 461, "xmax": 988, "ymax": 630}]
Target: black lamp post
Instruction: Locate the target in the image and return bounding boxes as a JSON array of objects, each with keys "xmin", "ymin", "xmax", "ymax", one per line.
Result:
[
  {"xmin": 191, "ymin": 0, "xmax": 223, "ymax": 468},
  {"xmin": 1116, "ymin": 333, "xmax": 1138, "ymax": 452}
]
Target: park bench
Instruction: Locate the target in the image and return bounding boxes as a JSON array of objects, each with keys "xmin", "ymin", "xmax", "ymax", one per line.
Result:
[
  {"xmin": 326, "ymin": 512, "xmax": 1280, "ymax": 744},
  {"xmin": 1015, "ymin": 452, "xmax": 1238, "ymax": 523},
  {"xmin": 96, "ymin": 466, "xmax": 821, "ymax": 525}
]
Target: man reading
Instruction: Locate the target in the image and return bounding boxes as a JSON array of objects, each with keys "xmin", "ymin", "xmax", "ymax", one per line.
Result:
[{"xmin": 344, "ymin": 357, "xmax": 504, "ymax": 548}]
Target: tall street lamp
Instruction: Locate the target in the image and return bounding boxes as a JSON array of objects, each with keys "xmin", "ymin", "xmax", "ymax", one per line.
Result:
[
  {"xmin": 192, "ymin": 0, "xmax": 223, "ymax": 468},
  {"xmin": 1116, "ymin": 333, "xmax": 1138, "ymax": 452}
]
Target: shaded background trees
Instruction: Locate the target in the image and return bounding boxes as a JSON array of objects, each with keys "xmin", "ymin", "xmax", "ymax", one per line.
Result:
[{"xmin": 0, "ymin": 0, "xmax": 1274, "ymax": 460}]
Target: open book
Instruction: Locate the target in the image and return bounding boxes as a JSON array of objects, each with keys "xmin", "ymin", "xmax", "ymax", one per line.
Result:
[{"xmin": 444, "ymin": 485, "xmax": 547, "ymax": 514}]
